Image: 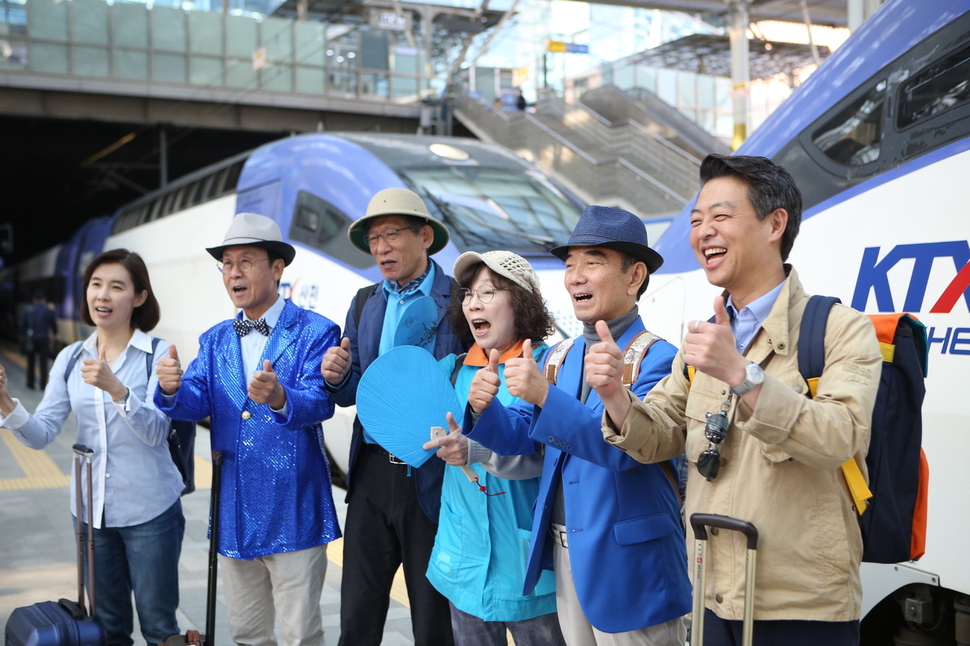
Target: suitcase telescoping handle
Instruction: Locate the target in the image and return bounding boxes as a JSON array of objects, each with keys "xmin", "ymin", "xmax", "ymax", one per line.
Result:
[
  {"xmin": 205, "ymin": 450, "xmax": 223, "ymax": 646},
  {"xmin": 689, "ymin": 513, "xmax": 759, "ymax": 646},
  {"xmin": 72, "ymin": 444, "xmax": 97, "ymax": 618}
]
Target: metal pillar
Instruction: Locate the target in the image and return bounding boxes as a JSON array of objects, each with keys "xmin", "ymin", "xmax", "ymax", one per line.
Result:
[
  {"xmin": 727, "ymin": 0, "xmax": 751, "ymax": 150},
  {"xmin": 297, "ymin": 0, "xmax": 308, "ymax": 21},
  {"xmin": 847, "ymin": 0, "xmax": 882, "ymax": 32}
]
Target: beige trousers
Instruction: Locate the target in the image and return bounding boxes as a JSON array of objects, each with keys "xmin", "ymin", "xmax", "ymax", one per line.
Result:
[
  {"xmin": 551, "ymin": 525, "xmax": 685, "ymax": 646},
  {"xmin": 219, "ymin": 543, "xmax": 328, "ymax": 646}
]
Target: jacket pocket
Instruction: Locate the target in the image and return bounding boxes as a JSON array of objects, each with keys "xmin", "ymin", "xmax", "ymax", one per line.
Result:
[{"xmin": 613, "ymin": 513, "xmax": 679, "ymax": 546}]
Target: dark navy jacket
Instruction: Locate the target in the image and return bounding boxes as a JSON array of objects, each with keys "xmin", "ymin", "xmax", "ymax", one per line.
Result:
[{"xmin": 328, "ymin": 260, "xmax": 462, "ymax": 522}]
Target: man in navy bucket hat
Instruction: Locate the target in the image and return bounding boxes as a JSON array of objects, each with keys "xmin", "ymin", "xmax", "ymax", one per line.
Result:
[{"xmin": 463, "ymin": 205, "xmax": 691, "ymax": 645}]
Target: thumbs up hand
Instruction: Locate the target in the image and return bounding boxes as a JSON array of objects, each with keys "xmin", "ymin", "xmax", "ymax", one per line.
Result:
[
  {"xmin": 81, "ymin": 343, "xmax": 126, "ymax": 400},
  {"xmin": 322, "ymin": 337, "xmax": 352, "ymax": 386},
  {"xmin": 156, "ymin": 343, "xmax": 183, "ymax": 396},
  {"xmin": 683, "ymin": 296, "xmax": 747, "ymax": 385},
  {"xmin": 505, "ymin": 339, "xmax": 549, "ymax": 407},
  {"xmin": 468, "ymin": 349, "xmax": 502, "ymax": 415},
  {"xmin": 585, "ymin": 320, "xmax": 625, "ymax": 400},
  {"xmin": 249, "ymin": 359, "xmax": 286, "ymax": 409}
]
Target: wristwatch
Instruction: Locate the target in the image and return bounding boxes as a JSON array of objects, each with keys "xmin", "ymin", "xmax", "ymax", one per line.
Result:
[
  {"xmin": 730, "ymin": 363, "xmax": 764, "ymax": 398},
  {"xmin": 113, "ymin": 388, "xmax": 130, "ymax": 407}
]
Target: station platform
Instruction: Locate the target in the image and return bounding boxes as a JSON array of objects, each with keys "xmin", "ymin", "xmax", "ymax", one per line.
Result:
[{"xmin": 0, "ymin": 346, "xmax": 417, "ymax": 645}]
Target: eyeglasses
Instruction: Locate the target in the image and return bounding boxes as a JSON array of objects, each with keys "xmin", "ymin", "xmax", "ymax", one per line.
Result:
[
  {"xmin": 364, "ymin": 226, "xmax": 411, "ymax": 247},
  {"xmin": 696, "ymin": 396, "xmax": 732, "ymax": 481},
  {"xmin": 460, "ymin": 287, "xmax": 508, "ymax": 304},
  {"xmin": 216, "ymin": 257, "xmax": 269, "ymax": 274}
]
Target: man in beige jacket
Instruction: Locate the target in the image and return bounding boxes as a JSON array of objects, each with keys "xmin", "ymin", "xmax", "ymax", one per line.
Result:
[{"xmin": 585, "ymin": 154, "xmax": 882, "ymax": 646}]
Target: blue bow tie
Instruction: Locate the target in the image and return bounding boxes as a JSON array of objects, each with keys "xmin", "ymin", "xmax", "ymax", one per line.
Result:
[{"xmin": 233, "ymin": 318, "xmax": 270, "ymax": 338}]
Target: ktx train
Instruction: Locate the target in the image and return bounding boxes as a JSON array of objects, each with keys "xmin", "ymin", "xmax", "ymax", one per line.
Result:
[
  {"xmin": 643, "ymin": 0, "xmax": 970, "ymax": 643},
  {"xmin": 4, "ymin": 133, "xmax": 585, "ymax": 478}
]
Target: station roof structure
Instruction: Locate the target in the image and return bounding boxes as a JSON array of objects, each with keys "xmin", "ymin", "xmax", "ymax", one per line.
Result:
[
  {"xmin": 572, "ymin": 0, "xmax": 850, "ymax": 28},
  {"xmin": 628, "ymin": 33, "xmax": 831, "ymax": 79},
  {"xmin": 270, "ymin": 0, "xmax": 508, "ymax": 32}
]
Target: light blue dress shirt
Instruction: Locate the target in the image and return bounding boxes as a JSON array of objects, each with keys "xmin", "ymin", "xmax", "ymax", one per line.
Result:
[
  {"xmin": 726, "ymin": 280, "xmax": 786, "ymax": 354},
  {"xmin": 378, "ymin": 261, "xmax": 437, "ymax": 356},
  {"xmin": 1, "ymin": 329, "xmax": 183, "ymax": 528},
  {"xmin": 359, "ymin": 262, "xmax": 436, "ymax": 444}
]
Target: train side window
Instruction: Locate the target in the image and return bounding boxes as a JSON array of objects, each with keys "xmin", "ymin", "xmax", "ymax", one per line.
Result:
[
  {"xmin": 147, "ymin": 197, "xmax": 163, "ymax": 222},
  {"xmin": 289, "ymin": 190, "xmax": 374, "ymax": 270},
  {"xmin": 897, "ymin": 43, "xmax": 970, "ymax": 130},
  {"xmin": 224, "ymin": 161, "xmax": 244, "ymax": 193},
  {"xmin": 812, "ymin": 80, "xmax": 886, "ymax": 166}
]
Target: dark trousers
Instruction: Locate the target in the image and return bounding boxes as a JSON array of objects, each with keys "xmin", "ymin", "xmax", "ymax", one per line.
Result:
[
  {"xmin": 700, "ymin": 608, "xmax": 860, "ymax": 646},
  {"xmin": 338, "ymin": 443, "xmax": 453, "ymax": 646},
  {"xmin": 26, "ymin": 336, "xmax": 51, "ymax": 390}
]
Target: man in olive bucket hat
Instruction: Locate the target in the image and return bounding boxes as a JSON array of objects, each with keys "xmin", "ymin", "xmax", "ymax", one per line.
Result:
[{"xmin": 322, "ymin": 187, "xmax": 462, "ymax": 646}]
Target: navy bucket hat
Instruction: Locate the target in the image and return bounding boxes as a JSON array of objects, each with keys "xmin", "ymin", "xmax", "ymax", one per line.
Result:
[{"xmin": 551, "ymin": 205, "xmax": 664, "ymax": 273}]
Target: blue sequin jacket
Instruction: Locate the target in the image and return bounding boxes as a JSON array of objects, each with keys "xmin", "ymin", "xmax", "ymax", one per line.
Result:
[{"xmin": 156, "ymin": 299, "xmax": 341, "ymax": 559}]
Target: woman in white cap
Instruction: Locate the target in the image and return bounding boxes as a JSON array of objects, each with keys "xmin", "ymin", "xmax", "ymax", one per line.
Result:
[
  {"xmin": 423, "ymin": 250, "xmax": 565, "ymax": 646},
  {"xmin": 0, "ymin": 249, "xmax": 184, "ymax": 646}
]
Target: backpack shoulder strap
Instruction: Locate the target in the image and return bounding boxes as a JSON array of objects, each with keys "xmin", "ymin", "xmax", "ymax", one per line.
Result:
[
  {"xmin": 797, "ymin": 295, "xmax": 841, "ymax": 396},
  {"xmin": 621, "ymin": 330, "xmax": 662, "ymax": 388},
  {"xmin": 797, "ymin": 295, "xmax": 871, "ymax": 515},
  {"xmin": 147, "ymin": 337, "xmax": 160, "ymax": 379},
  {"xmin": 353, "ymin": 283, "xmax": 378, "ymax": 327},
  {"xmin": 62, "ymin": 342, "xmax": 86, "ymax": 384},
  {"xmin": 449, "ymin": 354, "xmax": 466, "ymax": 386},
  {"xmin": 543, "ymin": 337, "xmax": 577, "ymax": 386}
]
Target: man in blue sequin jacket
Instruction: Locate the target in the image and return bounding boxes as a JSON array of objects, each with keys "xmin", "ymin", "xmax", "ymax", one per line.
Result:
[{"xmin": 155, "ymin": 213, "xmax": 340, "ymax": 646}]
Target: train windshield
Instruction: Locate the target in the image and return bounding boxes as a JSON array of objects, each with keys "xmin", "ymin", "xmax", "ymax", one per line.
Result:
[{"xmin": 402, "ymin": 166, "xmax": 583, "ymax": 255}]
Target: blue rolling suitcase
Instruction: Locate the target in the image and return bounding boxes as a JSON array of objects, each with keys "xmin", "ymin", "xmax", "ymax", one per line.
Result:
[{"xmin": 4, "ymin": 445, "xmax": 106, "ymax": 646}]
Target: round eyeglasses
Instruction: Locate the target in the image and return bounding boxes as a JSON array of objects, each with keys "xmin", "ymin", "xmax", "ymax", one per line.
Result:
[
  {"xmin": 364, "ymin": 226, "xmax": 410, "ymax": 247},
  {"xmin": 216, "ymin": 257, "xmax": 269, "ymax": 274},
  {"xmin": 460, "ymin": 287, "xmax": 509, "ymax": 304}
]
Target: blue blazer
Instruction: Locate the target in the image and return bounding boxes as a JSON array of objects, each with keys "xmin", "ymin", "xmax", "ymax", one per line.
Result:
[
  {"xmin": 328, "ymin": 261, "xmax": 463, "ymax": 522},
  {"xmin": 155, "ymin": 299, "xmax": 341, "ymax": 560},
  {"xmin": 465, "ymin": 318, "xmax": 692, "ymax": 633}
]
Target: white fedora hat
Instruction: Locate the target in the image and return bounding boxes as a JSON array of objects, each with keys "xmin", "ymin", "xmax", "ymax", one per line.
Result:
[{"xmin": 206, "ymin": 212, "xmax": 296, "ymax": 266}]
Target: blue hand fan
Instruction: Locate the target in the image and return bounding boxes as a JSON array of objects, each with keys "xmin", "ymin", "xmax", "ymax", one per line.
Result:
[
  {"xmin": 394, "ymin": 295, "xmax": 437, "ymax": 350},
  {"xmin": 357, "ymin": 346, "xmax": 463, "ymax": 468}
]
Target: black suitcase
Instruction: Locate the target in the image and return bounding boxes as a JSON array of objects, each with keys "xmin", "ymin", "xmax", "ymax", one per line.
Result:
[
  {"xmin": 5, "ymin": 445, "xmax": 106, "ymax": 646},
  {"xmin": 161, "ymin": 450, "xmax": 224, "ymax": 646}
]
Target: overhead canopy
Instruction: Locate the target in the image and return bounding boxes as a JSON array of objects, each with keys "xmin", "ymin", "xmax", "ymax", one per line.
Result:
[
  {"xmin": 569, "ymin": 0, "xmax": 850, "ymax": 28},
  {"xmin": 628, "ymin": 33, "xmax": 830, "ymax": 79}
]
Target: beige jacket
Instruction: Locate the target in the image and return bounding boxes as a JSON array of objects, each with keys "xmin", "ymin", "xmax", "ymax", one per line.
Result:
[{"xmin": 603, "ymin": 268, "xmax": 882, "ymax": 621}]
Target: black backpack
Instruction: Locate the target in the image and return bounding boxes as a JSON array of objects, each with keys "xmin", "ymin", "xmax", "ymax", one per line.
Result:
[
  {"xmin": 798, "ymin": 295, "xmax": 929, "ymax": 563},
  {"xmin": 64, "ymin": 338, "xmax": 196, "ymax": 495}
]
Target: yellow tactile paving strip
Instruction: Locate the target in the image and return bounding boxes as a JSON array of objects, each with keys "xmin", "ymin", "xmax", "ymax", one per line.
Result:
[
  {"xmin": 0, "ymin": 428, "xmax": 413, "ymax": 608},
  {"xmin": 0, "ymin": 428, "xmax": 71, "ymax": 490}
]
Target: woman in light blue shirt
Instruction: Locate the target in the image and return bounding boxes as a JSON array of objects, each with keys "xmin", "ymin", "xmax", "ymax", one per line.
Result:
[{"xmin": 0, "ymin": 249, "xmax": 185, "ymax": 646}]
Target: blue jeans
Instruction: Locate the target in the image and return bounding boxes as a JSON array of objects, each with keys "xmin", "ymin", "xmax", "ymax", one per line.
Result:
[
  {"xmin": 81, "ymin": 500, "xmax": 185, "ymax": 646},
  {"xmin": 449, "ymin": 602, "xmax": 565, "ymax": 646}
]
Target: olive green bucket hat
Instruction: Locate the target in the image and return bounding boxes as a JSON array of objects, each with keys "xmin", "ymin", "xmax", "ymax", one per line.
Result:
[{"xmin": 348, "ymin": 188, "xmax": 450, "ymax": 255}]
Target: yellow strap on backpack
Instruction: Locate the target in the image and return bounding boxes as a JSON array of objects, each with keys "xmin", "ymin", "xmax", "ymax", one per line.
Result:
[{"xmin": 807, "ymin": 376, "xmax": 873, "ymax": 515}]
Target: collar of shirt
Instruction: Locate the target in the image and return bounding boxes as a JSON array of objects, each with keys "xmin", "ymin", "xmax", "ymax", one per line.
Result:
[
  {"xmin": 238, "ymin": 295, "xmax": 285, "ymax": 377},
  {"xmin": 726, "ymin": 281, "xmax": 785, "ymax": 354},
  {"xmin": 378, "ymin": 261, "xmax": 436, "ymax": 359},
  {"xmin": 382, "ymin": 262, "xmax": 434, "ymax": 301},
  {"xmin": 82, "ymin": 328, "xmax": 154, "ymax": 370}
]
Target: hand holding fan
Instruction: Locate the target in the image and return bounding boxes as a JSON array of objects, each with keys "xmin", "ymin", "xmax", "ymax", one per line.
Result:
[{"xmin": 357, "ymin": 346, "xmax": 463, "ymax": 467}]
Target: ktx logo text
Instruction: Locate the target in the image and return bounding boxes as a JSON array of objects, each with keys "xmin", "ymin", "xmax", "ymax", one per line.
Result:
[{"xmin": 853, "ymin": 241, "xmax": 970, "ymax": 356}]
